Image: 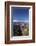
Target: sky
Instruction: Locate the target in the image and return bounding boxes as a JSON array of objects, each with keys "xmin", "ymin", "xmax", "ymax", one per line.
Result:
[{"xmin": 11, "ymin": 7, "xmax": 29, "ymax": 23}]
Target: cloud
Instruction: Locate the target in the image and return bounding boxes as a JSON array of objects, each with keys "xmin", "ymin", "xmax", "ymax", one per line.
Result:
[{"xmin": 13, "ymin": 20, "xmax": 29, "ymax": 23}]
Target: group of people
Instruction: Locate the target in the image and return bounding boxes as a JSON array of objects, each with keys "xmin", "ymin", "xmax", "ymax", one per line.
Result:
[{"xmin": 13, "ymin": 24, "xmax": 29, "ymax": 36}]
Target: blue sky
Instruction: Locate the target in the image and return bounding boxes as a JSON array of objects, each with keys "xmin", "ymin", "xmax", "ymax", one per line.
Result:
[{"xmin": 11, "ymin": 7, "xmax": 29, "ymax": 22}]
